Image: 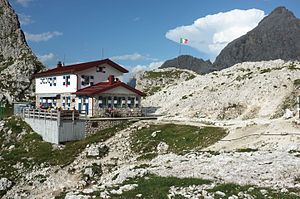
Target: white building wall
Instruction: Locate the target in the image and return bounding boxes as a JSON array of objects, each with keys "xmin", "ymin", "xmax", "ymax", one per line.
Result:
[
  {"xmin": 35, "ymin": 74, "xmax": 77, "ymax": 94},
  {"xmin": 76, "ymin": 63, "xmax": 123, "ymax": 90}
]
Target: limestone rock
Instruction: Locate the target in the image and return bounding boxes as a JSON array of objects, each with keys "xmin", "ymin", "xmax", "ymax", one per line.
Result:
[
  {"xmin": 283, "ymin": 109, "xmax": 294, "ymax": 119},
  {"xmin": 0, "ymin": 177, "xmax": 12, "ymax": 191},
  {"xmin": 159, "ymin": 55, "xmax": 213, "ymax": 74},
  {"xmin": 214, "ymin": 7, "xmax": 300, "ymax": 70},
  {"xmin": 157, "ymin": 142, "xmax": 169, "ymax": 154},
  {"xmin": 0, "ymin": 0, "xmax": 44, "ymax": 103}
]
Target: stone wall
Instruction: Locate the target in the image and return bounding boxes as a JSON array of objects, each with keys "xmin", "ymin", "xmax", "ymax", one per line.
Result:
[
  {"xmin": 92, "ymin": 106, "xmax": 142, "ymax": 117},
  {"xmin": 85, "ymin": 120, "xmax": 124, "ymax": 137}
]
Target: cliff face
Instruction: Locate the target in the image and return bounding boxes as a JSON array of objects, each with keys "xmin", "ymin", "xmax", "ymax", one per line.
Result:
[
  {"xmin": 159, "ymin": 55, "xmax": 213, "ymax": 74},
  {"xmin": 213, "ymin": 7, "xmax": 300, "ymax": 70},
  {"xmin": 0, "ymin": 0, "xmax": 44, "ymax": 103}
]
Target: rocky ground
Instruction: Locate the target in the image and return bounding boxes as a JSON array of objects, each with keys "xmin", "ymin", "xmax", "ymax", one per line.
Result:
[
  {"xmin": 1, "ymin": 117, "xmax": 300, "ymax": 198},
  {"xmin": 2, "ymin": 60, "xmax": 300, "ymax": 198}
]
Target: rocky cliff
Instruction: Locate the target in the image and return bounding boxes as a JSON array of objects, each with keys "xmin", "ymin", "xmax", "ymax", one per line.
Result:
[
  {"xmin": 159, "ymin": 55, "xmax": 213, "ymax": 74},
  {"xmin": 214, "ymin": 7, "xmax": 300, "ymax": 70},
  {"xmin": 0, "ymin": 0, "xmax": 44, "ymax": 103}
]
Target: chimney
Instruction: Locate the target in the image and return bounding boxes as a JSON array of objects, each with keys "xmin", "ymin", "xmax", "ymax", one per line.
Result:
[
  {"xmin": 57, "ymin": 61, "xmax": 62, "ymax": 68},
  {"xmin": 108, "ymin": 75, "xmax": 115, "ymax": 85}
]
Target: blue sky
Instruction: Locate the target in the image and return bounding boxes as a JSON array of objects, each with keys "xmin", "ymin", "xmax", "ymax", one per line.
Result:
[{"xmin": 10, "ymin": 0, "xmax": 300, "ymax": 76}]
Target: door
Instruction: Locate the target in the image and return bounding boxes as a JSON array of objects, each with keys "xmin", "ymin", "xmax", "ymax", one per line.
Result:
[
  {"xmin": 85, "ymin": 97, "xmax": 89, "ymax": 115},
  {"xmin": 78, "ymin": 97, "xmax": 82, "ymax": 112}
]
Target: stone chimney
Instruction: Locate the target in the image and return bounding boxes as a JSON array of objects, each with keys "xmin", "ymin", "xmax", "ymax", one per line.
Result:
[
  {"xmin": 57, "ymin": 61, "xmax": 62, "ymax": 68},
  {"xmin": 108, "ymin": 75, "xmax": 115, "ymax": 85}
]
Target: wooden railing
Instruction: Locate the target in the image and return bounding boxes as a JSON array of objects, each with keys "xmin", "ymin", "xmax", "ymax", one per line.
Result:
[{"xmin": 23, "ymin": 109, "xmax": 80, "ymax": 121}]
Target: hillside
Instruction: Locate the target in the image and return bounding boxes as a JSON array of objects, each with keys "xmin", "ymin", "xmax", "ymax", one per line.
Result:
[
  {"xmin": 159, "ymin": 55, "xmax": 213, "ymax": 74},
  {"xmin": 214, "ymin": 7, "xmax": 300, "ymax": 70},
  {"xmin": 0, "ymin": 0, "xmax": 44, "ymax": 103},
  {"xmin": 136, "ymin": 68, "xmax": 197, "ymax": 96},
  {"xmin": 143, "ymin": 60, "xmax": 300, "ymax": 120}
]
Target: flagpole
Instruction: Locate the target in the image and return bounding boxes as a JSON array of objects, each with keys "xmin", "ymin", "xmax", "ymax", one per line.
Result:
[{"xmin": 178, "ymin": 39, "xmax": 182, "ymax": 67}]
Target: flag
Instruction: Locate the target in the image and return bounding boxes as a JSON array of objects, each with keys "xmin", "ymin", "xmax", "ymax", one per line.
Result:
[{"xmin": 180, "ymin": 38, "xmax": 188, "ymax": 44}]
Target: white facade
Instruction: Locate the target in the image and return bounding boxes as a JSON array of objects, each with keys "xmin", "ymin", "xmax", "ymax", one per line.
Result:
[
  {"xmin": 35, "ymin": 64, "xmax": 123, "ymax": 95},
  {"xmin": 35, "ymin": 74, "xmax": 77, "ymax": 94},
  {"xmin": 76, "ymin": 63, "xmax": 123, "ymax": 90}
]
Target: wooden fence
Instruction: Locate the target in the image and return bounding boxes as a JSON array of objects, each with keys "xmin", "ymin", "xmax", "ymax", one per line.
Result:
[{"xmin": 23, "ymin": 109, "xmax": 80, "ymax": 121}]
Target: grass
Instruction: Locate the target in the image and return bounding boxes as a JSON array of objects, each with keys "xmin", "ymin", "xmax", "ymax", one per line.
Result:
[
  {"xmin": 294, "ymin": 79, "xmax": 300, "ymax": 88},
  {"xmin": 209, "ymin": 183, "xmax": 300, "ymax": 199},
  {"xmin": 109, "ymin": 175, "xmax": 300, "ymax": 199},
  {"xmin": 131, "ymin": 124, "xmax": 227, "ymax": 159},
  {"xmin": 144, "ymin": 85, "xmax": 162, "ymax": 96},
  {"xmin": 236, "ymin": 148, "xmax": 258, "ymax": 152},
  {"xmin": 271, "ymin": 92, "xmax": 298, "ymax": 119},
  {"xmin": 110, "ymin": 175, "xmax": 211, "ymax": 199},
  {"xmin": 0, "ymin": 103, "xmax": 13, "ymax": 119},
  {"xmin": 260, "ymin": 68, "xmax": 272, "ymax": 74},
  {"xmin": 0, "ymin": 117, "xmax": 132, "ymax": 181},
  {"xmin": 144, "ymin": 70, "xmax": 191, "ymax": 79}
]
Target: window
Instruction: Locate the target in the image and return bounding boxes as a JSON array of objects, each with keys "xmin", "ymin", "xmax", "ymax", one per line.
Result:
[
  {"xmin": 128, "ymin": 97, "xmax": 135, "ymax": 108},
  {"xmin": 107, "ymin": 96, "xmax": 112, "ymax": 108},
  {"xmin": 81, "ymin": 75, "xmax": 90, "ymax": 86},
  {"xmin": 96, "ymin": 66, "xmax": 105, "ymax": 72},
  {"xmin": 63, "ymin": 75, "xmax": 70, "ymax": 86}
]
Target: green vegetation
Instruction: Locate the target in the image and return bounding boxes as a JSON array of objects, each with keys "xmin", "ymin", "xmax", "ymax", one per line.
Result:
[
  {"xmin": 287, "ymin": 62, "xmax": 300, "ymax": 70},
  {"xmin": 181, "ymin": 95, "xmax": 188, "ymax": 99},
  {"xmin": 144, "ymin": 85, "xmax": 161, "ymax": 96},
  {"xmin": 110, "ymin": 175, "xmax": 211, "ymax": 199},
  {"xmin": 0, "ymin": 117, "xmax": 132, "ymax": 181},
  {"xmin": 294, "ymin": 79, "xmax": 300, "ymax": 88},
  {"xmin": 260, "ymin": 68, "xmax": 272, "ymax": 74},
  {"xmin": 109, "ymin": 175, "xmax": 300, "ymax": 199},
  {"xmin": 131, "ymin": 123, "xmax": 227, "ymax": 159},
  {"xmin": 236, "ymin": 148, "xmax": 258, "ymax": 152},
  {"xmin": 144, "ymin": 70, "xmax": 186, "ymax": 79},
  {"xmin": 235, "ymin": 72, "xmax": 253, "ymax": 81},
  {"xmin": 209, "ymin": 183, "xmax": 299, "ymax": 199},
  {"xmin": 271, "ymin": 92, "xmax": 298, "ymax": 119},
  {"xmin": 144, "ymin": 69, "xmax": 195, "ymax": 81},
  {"xmin": 0, "ymin": 103, "xmax": 13, "ymax": 119}
]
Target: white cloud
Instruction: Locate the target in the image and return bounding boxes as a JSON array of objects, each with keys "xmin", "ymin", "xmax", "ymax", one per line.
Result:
[
  {"xmin": 166, "ymin": 9, "xmax": 265, "ymax": 60},
  {"xmin": 16, "ymin": 0, "xmax": 33, "ymax": 7},
  {"xmin": 110, "ymin": 53, "xmax": 158, "ymax": 61},
  {"xmin": 37, "ymin": 53, "xmax": 55, "ymax": 63},
  {"xmin": 131, "ymin": 61, "xmax": 164, "ymax": 75},
  {"xmin": 24, "ymin": 31, "xmax": 63, "ymax": 42},
  {"xmin": 18, "ymin": 13, "xmax": 34, "ymax": 25}
]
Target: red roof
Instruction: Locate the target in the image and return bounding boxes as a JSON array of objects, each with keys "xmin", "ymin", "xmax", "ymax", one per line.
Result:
[
  {"xmin": 74, "ymin": 81, "xmax": 146, "ymax": 96},
  {"xmin": 33, "ymin": 59, "xmax": 128, "ymax": 78}
]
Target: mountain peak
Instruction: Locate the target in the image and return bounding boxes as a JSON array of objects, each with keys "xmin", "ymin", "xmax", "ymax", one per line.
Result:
[
  {"xmin": 159, "ymin": 55, "xmax": 213, "ymax": 74},
  {"xmin": 214, "ymin": 6, "xmax": 300, "ymax": 70}
]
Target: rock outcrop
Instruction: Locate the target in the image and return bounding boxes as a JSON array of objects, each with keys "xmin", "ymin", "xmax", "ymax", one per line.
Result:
[
  {"xmin": 159, "ymin": 55, "xmax": 213, "ymax": 74},
  {"xmin": 136, "ymin": 68, "xmax": 197, "ymax": 96},
  {"xmin": 214, "ymin": 7, "xmax": 300, "ymax": 70},
  {"xmin": 143, "ymin": 60, "xmax": 300, "ymax": 120},
  {"xmin": 0, "ymin": 0, "xmax": 44, "ymax": 103}
]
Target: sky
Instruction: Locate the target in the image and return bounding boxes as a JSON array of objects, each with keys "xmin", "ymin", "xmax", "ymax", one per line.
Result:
[{"xmin": 9, "ymin": 0, "xmax": 300, "ymax": 77}]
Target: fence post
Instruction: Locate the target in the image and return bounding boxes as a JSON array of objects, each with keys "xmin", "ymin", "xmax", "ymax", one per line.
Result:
[{"xmin": 57, "ymin": 111, "xmax": 61, "ymax": 127}]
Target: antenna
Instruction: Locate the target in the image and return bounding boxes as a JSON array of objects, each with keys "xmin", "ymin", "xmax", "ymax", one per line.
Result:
[{"xmin": 63, "ymin": 54, "xmax": 66, "ymax": 66}]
